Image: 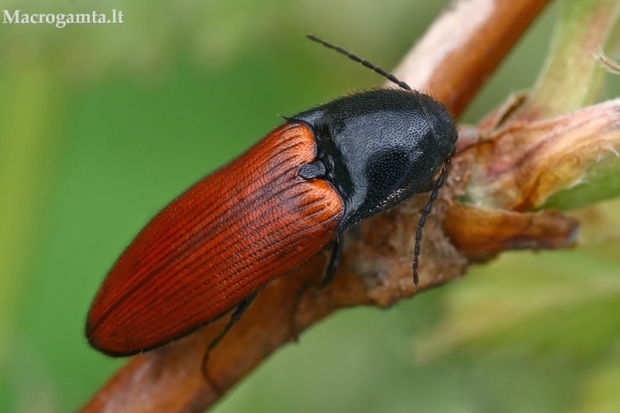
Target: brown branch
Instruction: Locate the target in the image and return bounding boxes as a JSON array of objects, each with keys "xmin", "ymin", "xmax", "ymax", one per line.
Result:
[
  {"xmin": 391, "ymin": 0, "xmax": 551, "ymax": 117},
  {"xmin": 80, "ymin": 1, "xmax": 557, "ymax": 412}
]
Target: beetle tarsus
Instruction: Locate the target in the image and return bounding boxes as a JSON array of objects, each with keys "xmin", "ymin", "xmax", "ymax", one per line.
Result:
[{"xmin": 201, "ymin": 351, "xmax": 224, "ymax": 396}]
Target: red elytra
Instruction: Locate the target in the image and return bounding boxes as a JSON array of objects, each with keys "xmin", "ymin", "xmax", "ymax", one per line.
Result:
[{"xmin": 86, "ymin": 123, "xmax": 343, "ymax": 355}]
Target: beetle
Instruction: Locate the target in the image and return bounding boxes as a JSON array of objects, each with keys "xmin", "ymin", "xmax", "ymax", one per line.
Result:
[{"xmin": 86, "ymin": 36, "xmax": 458, "ymax": 357}]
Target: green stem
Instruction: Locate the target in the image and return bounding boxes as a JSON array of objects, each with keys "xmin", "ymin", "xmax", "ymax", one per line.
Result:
[
  {"xmin": 513, "ymin": 0, "xmax": 620, "ymax": 211},
  {"xmin": 516, "ymin": 0, "xmax": 620, "ymax": 121},
  {"xmin": 0, "ymin": 61, "xmax": 62, "ymax": 360}
]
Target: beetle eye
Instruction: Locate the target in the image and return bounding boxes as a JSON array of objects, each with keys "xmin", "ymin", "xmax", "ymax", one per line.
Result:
[{"xmin": 299, "ymin": 161, "xmax": 327, "ymax": 179}]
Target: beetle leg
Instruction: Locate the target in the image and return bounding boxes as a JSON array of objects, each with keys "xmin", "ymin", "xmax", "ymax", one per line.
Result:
[
  {"xmin": 209, "ymin": 291, "xmax": 259, "ymax": 351},
  {"xmin": 201, "ymin": 291, "xmax": 259, "ymax": 391},
  {"xmin": 320, "ymin": 239, "xmax": 343, "ymax": 288},
  {"xmin": 288, "ymin": 240, "xmax": 343, "ymax": 344}
]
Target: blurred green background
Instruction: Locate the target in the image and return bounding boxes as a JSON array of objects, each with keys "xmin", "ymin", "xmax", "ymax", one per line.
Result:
[{"xmin": 2, "ymin": 1, "xmax": 620, "ymax": 412}]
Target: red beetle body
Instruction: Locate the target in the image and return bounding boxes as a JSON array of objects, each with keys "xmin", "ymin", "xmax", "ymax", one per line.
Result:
[{"xmin": 87, "ymin": 123, "xmax": 343, "ymax": 355}]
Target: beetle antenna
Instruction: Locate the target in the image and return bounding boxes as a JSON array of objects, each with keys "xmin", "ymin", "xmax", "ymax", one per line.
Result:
[
  {"xmin": 306, "ymin": 34, "xmax": 413, "ymax": 91},
  {"xmin": 412, "ymin": 158, "xmax": 451, "ymax": 290}
]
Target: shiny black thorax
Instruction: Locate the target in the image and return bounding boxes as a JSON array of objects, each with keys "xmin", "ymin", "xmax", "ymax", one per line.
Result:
[{"xmin": 292, "ymin": 89, "xmax": 457, "ymax": 233}]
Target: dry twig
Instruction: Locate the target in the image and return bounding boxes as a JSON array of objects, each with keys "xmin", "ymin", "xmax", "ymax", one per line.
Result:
[{"xmin": 81, "ymin": 1, "xmax": 582, "ymax": 412}]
